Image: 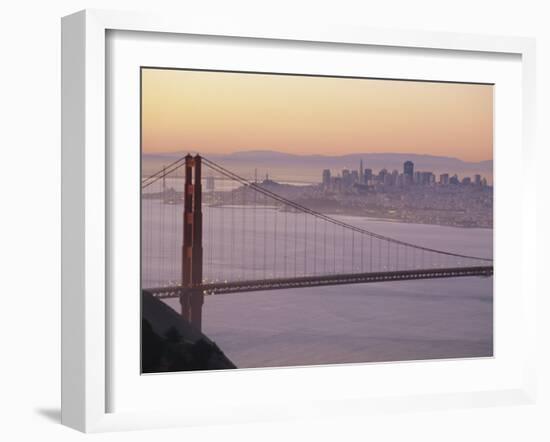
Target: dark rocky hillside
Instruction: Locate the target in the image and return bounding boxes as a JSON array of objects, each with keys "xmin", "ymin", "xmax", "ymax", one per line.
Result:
[{"xmin": 142, "ymin": 291, "xmax": 236, "ymax": 373}]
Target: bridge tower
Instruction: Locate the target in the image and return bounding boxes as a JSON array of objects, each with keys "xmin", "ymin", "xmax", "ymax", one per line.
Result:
[{"xmin": 180, "ymin": 154, "xmax": 204, "ymax": 331}]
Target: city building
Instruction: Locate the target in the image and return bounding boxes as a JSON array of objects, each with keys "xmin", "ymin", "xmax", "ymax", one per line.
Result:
[
  {"xmin": 378, "ymin": 168, "xmax": 388, "ymax": 185},
  {"xmin": 322, "ymin": 169, "xmax": 331, "ymax": 188},
  {"xmin": 342, "ymin": 169, "xmax": 352, "ymax": 188},
  {"xmin": 419, "ymin": 171, "xmax": 434, "ymax": 185},
  {"xmin": 318, "ymin": 159, "xmax": 490, "ymax": 195},
  {"xmin": 363, "ymin": 168, "xmax": 373, "ymax": 184},
  {"xmin": 397, "ymin": 174, "xmax": 405, "ymax": 187},
  {"xmin": 391, "ymin": 169, "xmax": 399, "ymax": 182},
  {"xmin": 403, "ymin": 161, "xmax": 414, "ymax": 179},
  {"xmin": 333, "ymin": 176, "xmax": 342, "ymax": 193}
]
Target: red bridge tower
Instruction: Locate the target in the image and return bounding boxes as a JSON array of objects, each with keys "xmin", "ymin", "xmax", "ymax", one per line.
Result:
[{"xmin": 180, "ymin": 154, "xmax": 204, "ymax": 331}]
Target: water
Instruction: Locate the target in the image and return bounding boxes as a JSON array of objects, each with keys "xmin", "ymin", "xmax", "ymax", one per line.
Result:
[
  {"xmin": 143, "ymin": 199, "xmax": 493, "ymax": 368},
  {"xmin": 142, "ymin": 201, "xmax": 491, "ymax": 288}
]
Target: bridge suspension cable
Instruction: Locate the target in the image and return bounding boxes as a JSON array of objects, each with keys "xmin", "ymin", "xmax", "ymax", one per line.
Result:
[
  {"xmin": 200, "ymin": 157, "xmax": 492, "ymax": 263},
  {"xmin": 141, "ymin": 154, "xmax": 492, "ymax": 292},
  {"xmin": 141, "ymin": 156, "xmax": 188, "ymax": 189}
]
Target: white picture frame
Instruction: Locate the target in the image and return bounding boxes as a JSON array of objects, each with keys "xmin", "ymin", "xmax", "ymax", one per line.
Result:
[{"xmin": 61, "ymin": 9, "xmax": 537, "ymax": 433}]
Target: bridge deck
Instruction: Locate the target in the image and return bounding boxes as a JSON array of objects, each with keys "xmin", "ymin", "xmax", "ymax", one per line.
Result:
[{"xmin": 146, "ymin": 266, "xmax": 493, "ymax": 299}]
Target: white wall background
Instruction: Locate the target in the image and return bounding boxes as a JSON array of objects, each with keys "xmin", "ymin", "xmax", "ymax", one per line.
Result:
[{"xmin": 0, "ymin": 1, "xmax": 548, "ymax": 440}]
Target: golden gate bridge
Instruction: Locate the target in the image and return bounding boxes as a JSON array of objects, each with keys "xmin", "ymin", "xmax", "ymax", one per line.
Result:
[{"xmin": 142, "ymin": 154, "xmax": 493, "ymax": 331}]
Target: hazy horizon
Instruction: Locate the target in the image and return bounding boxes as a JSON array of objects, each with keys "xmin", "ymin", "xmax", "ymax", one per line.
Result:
[
  {"xmin": 141, "ymin": 69, "xmax": 493, "ymax": 162},
  {"xmin": 142, "ymin": 149, "xmax": 493, "ymax": 185},
  {"xmin": 144, "ymin": 148, "xmax": 492, "ymax": 163}
]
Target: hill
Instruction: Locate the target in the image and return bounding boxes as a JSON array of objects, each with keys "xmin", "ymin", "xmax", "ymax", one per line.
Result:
[
  {"xmin": 142, "ymin": 291, "xmax": 236, "ymax": 373},
  {"xmin": 143, "ymin": 150, "xmax": 493, "ymax": 182}
]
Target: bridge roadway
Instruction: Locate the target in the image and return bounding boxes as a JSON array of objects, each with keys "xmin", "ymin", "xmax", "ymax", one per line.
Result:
[{"xmin": 146, "ymin": 265, "xmax": 493, "ymax": 299}]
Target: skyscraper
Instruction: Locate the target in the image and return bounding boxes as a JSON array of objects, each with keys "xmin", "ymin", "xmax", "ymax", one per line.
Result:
[
  {"xmin": 378, "ymin": 168, "xmax": 388, "ymax": 185},
  {"xmin": 359, "ymin": 159, "xmax": 364, "ymax": 184},
  {"xmin": 364, "ymin": 168, "xmax": 373, "ymax": 184},
  {"xmin": 322, "ymin": 169, "xmax": 331, "ymax": 188},
  {"xmin": 342, "ymin": 169, "xmax": 352, "ymax": 188},
  {"xmin": 391, "ymin": 169, "xmax": 399, "ymax": 186},
  {"xmin": 420, "ymin": 171, "xmax": 434, "ymax": 185},
  {"xmin": 403, "ymin": 161, "xmax": 414, "ymax": 178}
]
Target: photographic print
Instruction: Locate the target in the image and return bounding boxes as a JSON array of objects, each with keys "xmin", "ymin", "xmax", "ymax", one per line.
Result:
[{"xmin": 140, "ymin": 68, "xmax": 493, "ymax": 373}]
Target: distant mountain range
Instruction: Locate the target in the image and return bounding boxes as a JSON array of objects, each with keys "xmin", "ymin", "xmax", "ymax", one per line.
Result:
[{"xmin": 143, "ymin": 150, "xmax": 493, "ymax": 180}]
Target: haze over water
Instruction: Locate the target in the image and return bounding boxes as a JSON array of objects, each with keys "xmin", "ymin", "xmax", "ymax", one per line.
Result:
[{"xmin": 145, "ymin": 201, "xmax": 493, "ymax": 368}]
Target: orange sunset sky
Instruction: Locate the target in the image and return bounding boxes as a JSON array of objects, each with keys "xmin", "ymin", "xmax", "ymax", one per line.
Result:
[{"xmin": 141, "ymin": 68, "xmax": 493, "ymax": 162}]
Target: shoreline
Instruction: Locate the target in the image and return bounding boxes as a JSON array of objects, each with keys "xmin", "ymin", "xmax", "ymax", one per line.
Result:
[{"xmin": 334, "ymin": 213, "xmax": 493, "ymax": 231}]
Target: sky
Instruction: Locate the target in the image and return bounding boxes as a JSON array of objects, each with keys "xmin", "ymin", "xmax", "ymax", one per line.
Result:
[{"xmin": 141, "ymin": 68, "xmax": 493, "ymax": 162}]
